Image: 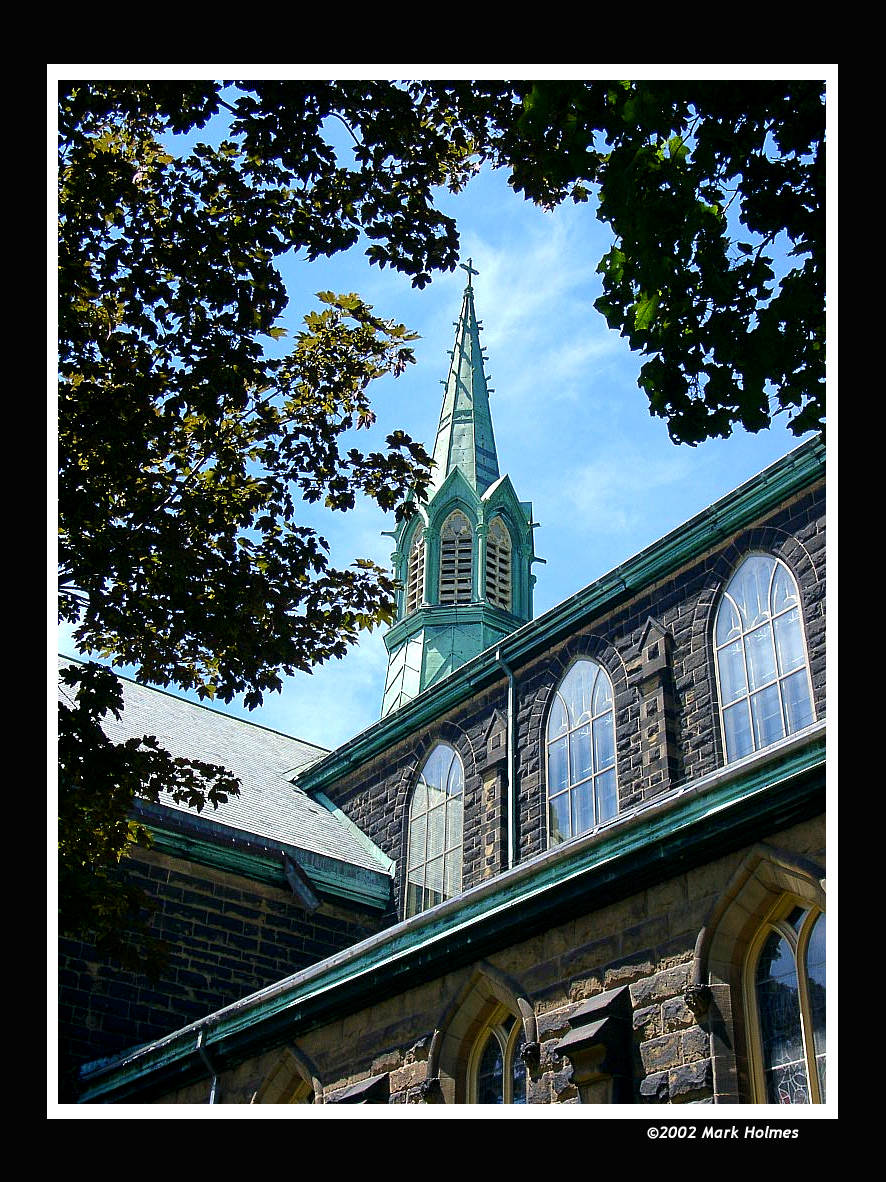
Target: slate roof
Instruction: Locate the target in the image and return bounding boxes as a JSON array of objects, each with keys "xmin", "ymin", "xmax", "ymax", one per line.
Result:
[{"xmin": 57, "ymin": 657, "xmax": 387, "ymax": 875}]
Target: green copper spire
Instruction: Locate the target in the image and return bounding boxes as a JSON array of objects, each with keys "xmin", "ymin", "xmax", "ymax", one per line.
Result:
[
  {"xmin": 380, "ymin": 261, "xmax": 538, "ymax": 717},
  {"xmin": 430, "ymin": 259, "xmax": 500, "ymax": 495}
]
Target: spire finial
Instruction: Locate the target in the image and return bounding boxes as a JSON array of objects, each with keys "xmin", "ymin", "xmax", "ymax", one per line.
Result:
[{"xmin": 459, "ymin": 257, "xmax": 479, "ymax": 289}]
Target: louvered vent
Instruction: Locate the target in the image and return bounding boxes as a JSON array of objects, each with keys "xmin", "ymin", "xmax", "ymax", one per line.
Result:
[
  {"xmin": 439, "ymin": 511, "xmax": 473, "ymax": 604},
  {"xmin": 405, "ymin": 531, "xmax": 425, "ymax": 615},
  {"xmin": 485, "ymin": 516, "xmax": 512, "ymax": 611}
]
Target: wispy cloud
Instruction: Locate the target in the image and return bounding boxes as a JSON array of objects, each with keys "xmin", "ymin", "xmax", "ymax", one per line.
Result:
[
  {"xmin": 256, "ymin": 630, "xmax": 389, "ymax": 749},
  {"xmin": 450, "ymin": 194, "xmax": 625, "ymax": 419},
  {"xmin": 464, "ymin": 215, "xmax": 602, "ymax": 350},
  {"xmin": 55, "ymin": 153, "xmax": 808, "ymax": 754},
  {"xmin": 555, "ymin": 448, "xmax": 698, "ymax": 537}
]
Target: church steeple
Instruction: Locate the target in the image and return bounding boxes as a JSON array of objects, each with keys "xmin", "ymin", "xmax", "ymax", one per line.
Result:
[
  {"xmin": 380, "ymin": 263, "xmax": 538, "ymax": 717},
  {"xmin": 430, "ymin": 260, "xmax": 500, "ymax": 496}
]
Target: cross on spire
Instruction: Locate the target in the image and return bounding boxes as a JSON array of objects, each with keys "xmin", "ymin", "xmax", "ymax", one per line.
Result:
[
  {"xmin": 430, "ymin": 256, "xmax": 498, "ymax": 496},
  {"xmin": 379, "ymin": 261, "xmax": 537, "ymax": 717},
  {"xmin": 459, "ymin": 257, "xmax": 479, "ymax": 288}
]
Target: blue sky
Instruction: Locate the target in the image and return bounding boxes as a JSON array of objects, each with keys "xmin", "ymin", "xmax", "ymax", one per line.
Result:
[{"xmin": 55, "ymin": 68, "xmax": 833, "ymax": 752}]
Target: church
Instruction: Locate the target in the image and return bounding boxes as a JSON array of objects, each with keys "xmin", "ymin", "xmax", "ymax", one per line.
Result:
[{"xmin": 59, "ymin": 265, "xmax": 827, "ymax": 1107}]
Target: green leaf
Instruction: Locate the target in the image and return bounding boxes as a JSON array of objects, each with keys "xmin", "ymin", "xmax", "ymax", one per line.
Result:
[{"xmin": 633, "ymin": 291, "xmax": 660, "ymax": 332}]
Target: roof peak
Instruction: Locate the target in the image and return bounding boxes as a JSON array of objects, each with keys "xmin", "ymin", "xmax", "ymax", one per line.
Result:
[
  {"xmin": 430, "ymin": 263, "xmax": 500, "ymax": 495},
  {"xmin": 459, "ymin": 256, "xmax": 479, "ymax": 290}
]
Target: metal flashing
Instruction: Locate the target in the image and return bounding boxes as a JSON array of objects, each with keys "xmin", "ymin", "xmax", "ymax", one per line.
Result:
[
  {"xmin": 298, "ymin": 438, "xmax": 825, "ymax": 794},
  {"xmin": 326, "ymin": 1072, "xmax": 390, "ymax": 1104},
  {"xmin": 138, "ymin": 801, "xmax": 392, "ymax": 910},
  {"xmin": 77, "ymin": 724, "xmax": 825, "ymax": 1103},
  {"xmin": 310, "ymin": 791, "xmax": 396, "ymax": 874}
]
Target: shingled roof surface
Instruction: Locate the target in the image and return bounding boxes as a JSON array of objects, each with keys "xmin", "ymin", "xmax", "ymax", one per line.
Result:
[{"xmin": 58, "ymin": 658, "xmax": 384, "ymax": 873}]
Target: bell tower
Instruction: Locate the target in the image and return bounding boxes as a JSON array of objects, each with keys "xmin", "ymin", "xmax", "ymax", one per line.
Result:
[{"xmin": 381, "ymin": 261, "xmax": 538, "ymax": 716}]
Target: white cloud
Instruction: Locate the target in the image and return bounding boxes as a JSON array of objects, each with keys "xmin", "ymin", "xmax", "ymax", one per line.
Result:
[
  {"xmin": 463, "ymin": 217, "xmax": 600, "ymax": 353},
  {"xmin": 55, "ymin": 135, "xmax": 813, "ymax": 755},
  {"xmin": 558, "ymin": 448, "xmax": 698, "ymax": 536},
  {"xmin": 256, "ymin": 628, "xmax": 389, "ymax": 748}
]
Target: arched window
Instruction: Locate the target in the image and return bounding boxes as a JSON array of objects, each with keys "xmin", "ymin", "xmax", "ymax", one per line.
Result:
[
  {"xmin": 404, "ymin": 528, "xmax": 425, "ymax": 616},
  {"xmin": 432, "ymin": 967, "xmax": 538, "ymax": 1104},
  {"xmin": 250, "ymin": 1046, "xmax": 319, "ymax": 1104},
  {"xmin": 405, "ymin": 744, "xmax": 464, "ymax": 918},
  {"xmin": 439, "ymin": 511, "xmax": 473, "ymax": 605},
  {"xmin": 697, "ymin": 846, "xmax": 825, "ymax": 1105},
  {"xmin": 747, "ymin": 905, "xmax": 826, "ymax": 1104},
  {"xmin": 546, "ymin": 659, "xmax": 617, "ymax": 846},
  {"xmin": 485, "ymin": 516, "xmax": 512, "ymax": 611},
  {"xmin": 714, "ymin": 554, "xmax": 815, "ymax": 763},
  {"xmin": 468, "ymin": 1008, "xmax": 528, "ymax": 1104}
]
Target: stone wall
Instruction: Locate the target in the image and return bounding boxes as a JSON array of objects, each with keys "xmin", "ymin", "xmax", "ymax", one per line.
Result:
[
  {"xmin": 65, "ymin": 473, "xmax": 826, "ymax": 1105},
  {"xmin": 155, "ymin": 814, "xmax": 824, "ymax": 1105},
  {"xmin": 322, "ymin": 480, "xmax": 826, "ymax": 922},
  {"xmin": 58, "ymin": 847, "xmax": 384, "ymax": 1100}
]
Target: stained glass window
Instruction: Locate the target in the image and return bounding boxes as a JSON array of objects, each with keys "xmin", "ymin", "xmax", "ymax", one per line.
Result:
[
  {"xmin": 546, "ymin": 660, "xmax": 618, "ymax": 846},
  {"xmin": 476, "ymin": 1032, "xmax": 504, "ymax": 1104},
  {"xmin": 405, "ymin": 745, "xmax": 464, "ymax": 918},
  {"xmin": 752, "ymin": 907, "xmax": 826, "ymax": 1104},
  {"xmin": 471, "ymin": 1014, "xmax": 529, "ymax": 1104},
  {"xmin": 715, "ymin": 555, "xmax": 815, "ymax": 763}
]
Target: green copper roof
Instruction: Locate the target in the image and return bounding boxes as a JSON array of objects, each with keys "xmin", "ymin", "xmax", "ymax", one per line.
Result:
[
  {"xmin": 310, "ymin": 437, "xmax": 825, "ymax": 791},
  {"xmin": 76, "ymin": 721, "xmax": 825, "ymax": 1103},
  {"xmin": 430, "ymin": 260, "xmax": 500, "ymax": 495},
  {"xmin": 380, "ymin": 261, "xmax": 535, "ymax": 716}
]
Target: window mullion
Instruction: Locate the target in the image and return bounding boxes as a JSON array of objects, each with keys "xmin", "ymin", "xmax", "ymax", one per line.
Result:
[
  {"xmin": 795, "ymin": 913, "xmax": 822, "ymax": 1105},
  {"xmin": 498, "ymin": 1029, "xmax": 510, "ymax": 1104}
]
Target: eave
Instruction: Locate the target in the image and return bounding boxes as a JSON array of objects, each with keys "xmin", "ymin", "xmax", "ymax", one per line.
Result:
[
  {"xmin": 131, "ymin": 801, "xmax": 392, "ymax": 911},
  {"xmin": 78, "ymin": 721, "xmax": 825, "ymax": 1103},
  {"xmin": 297, "ymin": 438, "xmax": 825, "ymax": 793},
  {"xmin": 383, "ymin": 600, "xmax": 521, "ymax": 651}
]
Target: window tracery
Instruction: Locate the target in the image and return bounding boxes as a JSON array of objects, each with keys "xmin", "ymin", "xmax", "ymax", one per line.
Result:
[
  {"xmin": 468, "ymin": 1008, "xmax": 528, "ymax": 1104},
  {"xmin": 405, "ymin": 744, "xmax": 464, "ymax": 918},
  {"xmin": 747, "ymin": 904, "xmax": 826, "ymax": 1104},
  {"xmin": 714, "ymin": 554, "xmax": 815, "ymax": 762},
  {"xmin": 546, "ymin": 659, "xmax": 618, "ymax": 846}
]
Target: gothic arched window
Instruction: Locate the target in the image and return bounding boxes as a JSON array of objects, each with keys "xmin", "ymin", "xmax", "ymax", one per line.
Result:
[
  {"xmin": 468, "ymin": 1009, "xmax": 528, "ymax": 1104},
  {"xmin": 714, "ymin": 554, "xmax": 815, "ymax": 763},
  {"xmin": 404, "ymin": 528, "xmax": 425, "ymax": 616},
  {"xmin": 439, "ymin": 511, "xmax": 473, "ymax": 605},
  {"xmin": 250, "ymin": 1046, "xmax": 319, "ymax": 1104},
  {"xmin": 485, "ymin": 516, "xmax": 512, "ymax": 611},
  {"xmin": 546, "ymin": 659, "xmax": 617, "ymax": 846},
  {"xmin": 405, "ymin": 744, "xmax": 464, "ymax": 918},
  {"xmin": 748, "ymin": 905, "xmax": 826, "ymax": 1104}
]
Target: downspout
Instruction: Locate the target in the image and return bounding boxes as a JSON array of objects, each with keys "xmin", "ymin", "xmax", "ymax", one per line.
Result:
[
  {"xmin": 196, "ymin": 1029, "xmax": 218, "ymax": 1104},
  {"xmin": 495, "ymin": 647, "xmax": 517, "ymax": 869}
]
